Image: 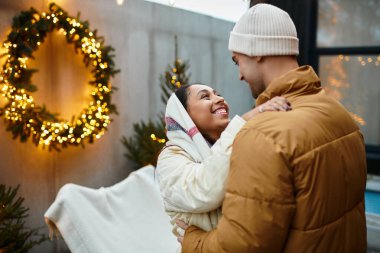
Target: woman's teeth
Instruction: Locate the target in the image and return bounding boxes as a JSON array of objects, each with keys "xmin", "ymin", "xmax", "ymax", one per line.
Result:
[{"xmin": 214, "ymin": 108, "xmax": 227, "ymax": 114}]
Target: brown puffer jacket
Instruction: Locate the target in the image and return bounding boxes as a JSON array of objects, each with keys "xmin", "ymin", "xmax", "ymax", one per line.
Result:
[{"xmin": 182, "ymin": 65, "xmax": 367, "ymax": 253}]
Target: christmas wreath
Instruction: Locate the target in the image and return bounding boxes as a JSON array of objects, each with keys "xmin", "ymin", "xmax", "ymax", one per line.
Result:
[{"xmin": 0, "ymin": 3, "xmax": 118, "ymax": 151}]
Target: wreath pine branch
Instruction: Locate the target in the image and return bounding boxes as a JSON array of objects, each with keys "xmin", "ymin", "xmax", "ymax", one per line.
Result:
[{"xmin": 0, "ymin": 3, "xmax": 119, "ymax": 151}]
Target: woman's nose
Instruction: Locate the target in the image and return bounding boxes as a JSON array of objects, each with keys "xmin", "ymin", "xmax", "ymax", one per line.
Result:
[{"xmin": 214, "ymin": 95, "xmax": 225, "ymax": 104}]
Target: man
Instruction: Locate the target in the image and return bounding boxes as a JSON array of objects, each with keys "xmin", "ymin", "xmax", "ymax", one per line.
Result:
[{"xmin": 177, "ymin": 3, "xmax": 367, "ymax": 253}]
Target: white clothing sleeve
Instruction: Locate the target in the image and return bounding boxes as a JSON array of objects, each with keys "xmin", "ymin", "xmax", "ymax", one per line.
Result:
[{"xmin": 157, "ymin": 115, "xmax": 245, "ymax": 213}]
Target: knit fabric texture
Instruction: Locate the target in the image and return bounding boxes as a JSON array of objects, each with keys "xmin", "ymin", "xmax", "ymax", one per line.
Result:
[{"xmin": 229, "ymin": 3, "xmax": 299, "ymax": 56}]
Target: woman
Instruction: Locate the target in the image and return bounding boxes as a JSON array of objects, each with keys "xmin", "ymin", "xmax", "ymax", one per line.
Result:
[
  {"xmin": 157, "ymin": 83, "xmax": 291, "ymax": 240},
  {"xmin": 44, "ymin": 83, "xmax": 289, "ymax": 253}
]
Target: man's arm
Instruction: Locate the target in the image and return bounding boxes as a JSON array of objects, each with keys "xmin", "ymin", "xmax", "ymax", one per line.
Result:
[{"xmin": 182, "ymin": 127, "xmax": 296, "ymax": 253}]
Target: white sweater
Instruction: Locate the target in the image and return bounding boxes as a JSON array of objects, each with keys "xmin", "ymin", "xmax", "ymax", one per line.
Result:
[{"xmin": 157, "ymin": 115, "xmax": 245, "ymax": 236}]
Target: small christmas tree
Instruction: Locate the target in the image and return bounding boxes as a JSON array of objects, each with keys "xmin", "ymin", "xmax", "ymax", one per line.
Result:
[
  {"xmin": 0, "ymin": 184, "xmax": 47, "ymax": 253},
  {"xmin": 121, "ymin": 36, "xmax": 190, "ymax": 169},
  {"xmin": 160, "ymin": 58, "xmax": 190, "ymax": 104}
]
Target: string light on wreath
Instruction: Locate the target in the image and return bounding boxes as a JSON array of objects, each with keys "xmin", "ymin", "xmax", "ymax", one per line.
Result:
[{"xmin": 0, "ymin": 3, "xmax": 119, "ymax": 151}]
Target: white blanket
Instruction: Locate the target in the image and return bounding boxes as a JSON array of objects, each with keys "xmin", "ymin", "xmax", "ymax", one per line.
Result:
[{"xmin": 44, "ymin": 165, "xmax": 178, "ymax": 253}]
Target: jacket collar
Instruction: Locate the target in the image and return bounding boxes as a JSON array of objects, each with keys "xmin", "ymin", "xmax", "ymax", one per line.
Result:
[{"xmin": 256, "ymin": 65, "xmax": 322, "ymax": 106}]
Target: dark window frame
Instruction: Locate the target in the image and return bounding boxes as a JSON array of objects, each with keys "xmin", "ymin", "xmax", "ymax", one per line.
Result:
[{"xmin": 311, "ymin": 1, "xmax": 380, "ymax": 175}]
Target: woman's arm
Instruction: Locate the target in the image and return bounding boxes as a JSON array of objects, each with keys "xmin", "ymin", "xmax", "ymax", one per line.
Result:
[
  {"xmin": 157, "ymin": 115, "xmax": 245, "ymax": 213},
  {"xmin": 157, "ymin": 97, "xmax": 291, "ymax": 214}
]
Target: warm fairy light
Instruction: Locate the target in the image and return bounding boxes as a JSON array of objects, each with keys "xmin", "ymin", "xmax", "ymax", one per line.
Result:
[
  {"xmin": 150, "ymin": 133, "xmax": 166, "ymax": 144},
  {"xmin": 0, "ymin": 3, "xmax": 117, "ymax": 150},
  {"xmin": 337, "ymin": 54, "xmax": 380, "ymax": 67},
  {"xmin": 324, "ymin": 56, "xmax": 367, "ymax": 126},
  {"xmin": 349, "ymin": 112, "xmax": 366, "ymax": 126}
]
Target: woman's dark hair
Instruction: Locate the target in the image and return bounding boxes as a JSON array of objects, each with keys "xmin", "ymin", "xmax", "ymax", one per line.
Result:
[{"xmin": 174, "ymin": 84, "xmax": 194, "ymax": 110}]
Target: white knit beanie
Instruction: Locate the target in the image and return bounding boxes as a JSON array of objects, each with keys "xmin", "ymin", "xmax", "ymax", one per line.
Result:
[{"xmin": 229, "ymin": 3, "xmax": 299, "ymax": 56}]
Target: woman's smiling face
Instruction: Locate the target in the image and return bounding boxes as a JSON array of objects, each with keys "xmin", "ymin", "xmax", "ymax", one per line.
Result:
[{"xmin": 186, "ymin": 84, "xmax": 230, "ymax": 142}]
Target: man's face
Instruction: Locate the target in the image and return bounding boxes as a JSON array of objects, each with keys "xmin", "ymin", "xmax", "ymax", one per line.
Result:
[{"xmin": 232, "ymin": 52, "xmax": 265, "ymax": 99}]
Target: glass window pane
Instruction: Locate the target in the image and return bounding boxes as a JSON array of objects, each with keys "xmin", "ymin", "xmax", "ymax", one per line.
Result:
[
  {"xmin": 319, "ymin": 55, "xmax": 380, "ymax": 145},
  {"xmin": 318, "ymin": 0, "xmax": 380, "ymax": 47}
]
